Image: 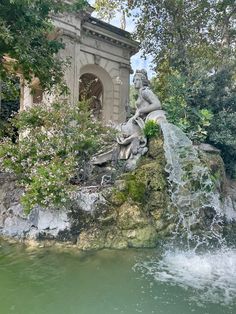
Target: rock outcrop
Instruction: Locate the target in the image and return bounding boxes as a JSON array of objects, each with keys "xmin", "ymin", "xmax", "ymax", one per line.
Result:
[
  {"xmin": 0, "ymin": 137, "xmax": 172, "ymax": 248},
  {"xmin": 76, "ymin": 137, "xmax": 172, "ymax": 249},
  {"xmin": 0, "ymin": 136, "xmax": 235, "ymax": 250},
  {"xmin": 0, "ymin": 173, "xmax": 70, "ymax": 239}
]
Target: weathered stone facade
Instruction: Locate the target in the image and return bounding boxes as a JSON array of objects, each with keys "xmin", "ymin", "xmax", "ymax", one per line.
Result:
[{"xmin": 21, "ymin": 9, "xmax": 138, "ymax": 124}]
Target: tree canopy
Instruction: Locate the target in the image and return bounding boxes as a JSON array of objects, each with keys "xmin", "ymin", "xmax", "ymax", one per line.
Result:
[
  {"xmin": 133, "ymin": 0, "xmax": 236, "ymax": 176},
  {"xmin": 0, "ymin": 0, "xmax": 88, "ymax": 91},
  {"xmin": 94, "ymin": 0, "xmax": 132, "ymax": 29}
]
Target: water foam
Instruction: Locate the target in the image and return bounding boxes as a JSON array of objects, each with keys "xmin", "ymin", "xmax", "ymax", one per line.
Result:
[{"xmin": 135, "ymin": 248, "xmax": 236, "ymax": 304}]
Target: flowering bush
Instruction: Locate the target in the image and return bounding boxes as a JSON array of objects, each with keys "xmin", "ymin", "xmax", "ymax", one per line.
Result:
[{"xmin": 0, "ymin": 101, "xmax": 114, "ymax": 212}]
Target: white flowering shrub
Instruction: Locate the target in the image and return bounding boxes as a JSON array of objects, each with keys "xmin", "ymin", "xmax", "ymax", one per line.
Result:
[{"xmin": 0, "ymin": 101, "xmax": 114, "ymax": 212}]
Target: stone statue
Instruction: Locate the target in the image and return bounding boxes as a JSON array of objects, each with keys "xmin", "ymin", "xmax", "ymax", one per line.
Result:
[
  {"xmin": 132, "ymin": 69, "xmax": 166, "ymax": 123},
  {"xmin": 92, "ymin": 69, "xmax": 166, "ymax": 171},
  {"xmin": 115, "ymin": 69, "xmax": 166, "ymax": 169}
]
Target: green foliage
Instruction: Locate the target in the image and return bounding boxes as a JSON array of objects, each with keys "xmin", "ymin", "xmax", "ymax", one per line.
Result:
[
  {"xmin": 0, "ymin": 0, "xmax": 88, "ymax": 92},
  {"xmin": 0, "ymin": 75, "xmax": 20, "ymax": 133},
  {"xmin": 0, "ymin": 119, "xmax": 10, "ymax": 138},
  {"xmin": 94, "ymin": 0, "xmax": 120, "ymax": 22},
  {"xmin": 128, "ymin": 0, "xmax": 236, "ymax": 176},
  {"xmin": 191, "ymin": 109, "xmax": 213, "ymax": 143},
  {"xmin": 94, "ymin": 0, "xmax": 131, "ymax": 29},
  {"xmin": 156, "ymin": 63, "xmax": 235, "ymax": 171},
  {"xmin": 143, "ymin": 120, "xmax": 160, "ymax": 139},
  {"xmin": 152, "ymin": 66, "xmax": 190, "ymax": 132},
  {"xmin": 131, "ymin": 0, "xmax": 235, "ymax": 68},
  {"xmin": 209, "ymin": 111, "xmax": 236, "ymax": 178},
  {"xmin": 129, "ymin": 85, "xmax": 138, "ymax": 110},
  {"xmin": 0, "ymin": 75, "xmax": 20, "ymax": 102},
  {"xmin": 0, "ymin": 100, "xmax": 113, "ymax": 212},
  {"xmin": 152, "ymin": 66, "xmax": 214, "ymax": 142}
]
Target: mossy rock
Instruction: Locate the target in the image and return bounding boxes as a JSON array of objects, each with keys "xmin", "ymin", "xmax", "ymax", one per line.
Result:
[
  {"xmin": 109, "ymin": 134, "xmax": 168, "ymax": 209},
  {"xmin": 122, "ymin": 225, "xmax": 158, "ymax": 248},
  {"xmin": 146, "ymin": 191, "xmax": 167, "ymax": 211},
  {"xmin": 157, "ymin": 223, "xmax": 176, "ymax": 238},
  {"xmin": 135, "ymin": 162, "xmax": 167, "ymax": 192},
  {"xmin": 105, "ymin": 230, "xmax": 128, "ymax": 249},
  {"xmin": 76, "ymin": 134, "xmax": 172, "ymax": 250},
  {"xmin": 77, "ymin": 226, "xmax": 126, "ymax": 250},
  {"xmin": 148, "ymin": 137, "xmax": 165, "ymax": 159},
  {"xmin": 199, "ymin": 151, "xmax": 227, "ymax": 194},
  {"xmin": 77, "ymin": 228, "xmax": 106, "ymax": 250},
  {"xmin": 116, "ymin": 202, "xmax": 149, "ymax": 230},
  {"xmin": 109, "ymin": 190, "xmax": 127, "ymax": 206},
  {"xmin": 125, "ymin": 174, "xmax": 146, "ymax": 203}
]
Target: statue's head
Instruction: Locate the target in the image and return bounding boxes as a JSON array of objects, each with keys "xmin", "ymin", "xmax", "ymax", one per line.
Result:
[{"xmin": 133, "ymin": 69, "xmax": 149, "ymax": 89}]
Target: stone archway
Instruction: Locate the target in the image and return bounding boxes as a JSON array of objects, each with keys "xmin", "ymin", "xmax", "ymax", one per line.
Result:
[{"xmin": 79, "ymin": 64, "xmax": 114, "ymax": 123}]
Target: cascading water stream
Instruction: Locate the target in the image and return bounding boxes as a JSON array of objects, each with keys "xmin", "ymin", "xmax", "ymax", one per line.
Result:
[
  {"xmin": 160, "ymin": 121, "xmax": 225, "ymax": 248},
  {"xmin": 134, "ymin": 121, "xmax": 236, "ymax": 305}
]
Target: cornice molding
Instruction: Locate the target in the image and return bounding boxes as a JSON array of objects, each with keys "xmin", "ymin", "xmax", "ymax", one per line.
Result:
[{"xmin": 82, "ymin": 24, "xmax": 139, "ymax": 55}]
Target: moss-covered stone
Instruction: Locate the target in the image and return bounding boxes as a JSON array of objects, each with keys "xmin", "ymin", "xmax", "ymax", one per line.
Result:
[
  {"xmin": 74, "ymin": 135, "xmax": 173, "ymax": 250},
  {"xmin": 109, "ymin": 190, "xmax": 127, "ymax": 206},
  {"xmin": 122, "ymin": 225, "xmax": 158, "ymax": 248},
  {"xmin": 199, "ymin": 150, "xmax": 227, "ymax": 194},
  {"xmin": 148, "ymin": 137, "xmax": 165, "ymax": 159},
  {"xmin": 1, "ymin": 133, "xmax": 233, "ymax": 250},
  {"xmin": 77, "ymin": 226, "xmax": 127, "ymax": 250},
  {"xmin": 124, "ymin": 174, "xmax": 146, "ymax": 203},
  {"xmin": 116, "ymin": 202, "xmax": 149, "ymax": 230},
  {"xmin": 77, "ymin": 228, "xmax": 106, "ymax": 250},
  {"xmin": 157, "ymin": 223, "xmax": 176, "ymax": 238}
]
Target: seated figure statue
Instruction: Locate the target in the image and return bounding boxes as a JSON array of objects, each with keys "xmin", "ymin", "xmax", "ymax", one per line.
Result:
[
  {"xmin": 132, "ymin": 69, "xmax": 164, "ymax": 121},
  {"xmin": 116, "ymin": 69, "xmax": 166, "ymax": 170},
  {"xmin": 92, "ymin": 69, "xmax": 166, "ymax": 171}
]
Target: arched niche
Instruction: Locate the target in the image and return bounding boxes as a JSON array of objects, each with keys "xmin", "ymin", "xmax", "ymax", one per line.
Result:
[
  {"xmin": 79, "ymin": 64, "xmax": 114, "ymax": 123},
  {"xmin": 31, "ymin": 78, "xmax": 43, "ymax": 104},
  {"xmin": 79, "ymin": 73, "xmax": 103, "ymax": 120}
]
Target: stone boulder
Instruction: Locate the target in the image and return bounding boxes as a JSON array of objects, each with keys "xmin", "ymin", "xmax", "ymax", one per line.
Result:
[{"xmin": 0, "ymin": 173, "xmax": 70, "ymax": 240}]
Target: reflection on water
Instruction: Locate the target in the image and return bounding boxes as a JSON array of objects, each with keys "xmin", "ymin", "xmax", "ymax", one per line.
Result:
[{"xmin": 0, "ymin": 240, "xmax": 236, "ymax": 314}]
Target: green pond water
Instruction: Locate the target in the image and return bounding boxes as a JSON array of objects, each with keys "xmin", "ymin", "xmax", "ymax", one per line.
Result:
[{"xmin": 0, "ymin": 240, "xmax": 236, "ymax": 314}]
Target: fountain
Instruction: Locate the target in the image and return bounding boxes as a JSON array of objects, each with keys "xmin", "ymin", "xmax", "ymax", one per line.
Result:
[
  {"xmin": 1, "ymin": 67, "xmax": 236, "ymax": 311},
  {"xmin": 134, "ymin": 119, "xmax": 236, "ymax": 305}
]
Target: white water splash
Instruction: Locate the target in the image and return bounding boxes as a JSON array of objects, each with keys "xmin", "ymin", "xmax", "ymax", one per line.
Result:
[
  {"xmin": 135, "ymin": 248, "xmax": 236, "ymax": 305},
  {"xmin": 134, "ymin": 122, "xmax": 236, "ymax": 305}
]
